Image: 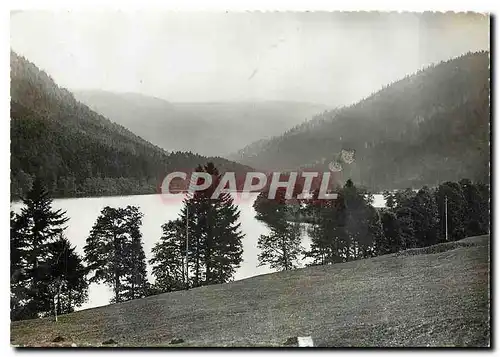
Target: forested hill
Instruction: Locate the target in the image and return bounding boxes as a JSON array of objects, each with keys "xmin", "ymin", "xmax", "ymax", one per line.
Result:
[
  {"xmin": 232, "ymin": 51, "xmax": 490, "ymax": 191},
  {"xmin": 10, "ymin": 51, "xmax": 253, "ymax": 200},
  {"xmin": 74, "ymin": 90, "xmax": 330, "ymax": 157}
]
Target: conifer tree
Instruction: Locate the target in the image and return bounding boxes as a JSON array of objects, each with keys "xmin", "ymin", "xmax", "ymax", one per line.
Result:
[
  {"xmin": 121, "ymin": 206, "xmax": 148, "ymax": 300},
  {"xmin": 45, "ymin": 236, "xmax": 88, "ymax": 317},
  {"xmin": 16, "ymin": 179, "xmax": 69, "ymax": 318},
  {"xmin": 389, "ymin": 188, "xmax": 418, "ymax": 249},
  {"xmin": 209, "ymin": 193, "xmax": 245, "ymax": 283},
  {"xmin": 84, "ymin": 205, "xmax": 147, "ymax": 303},
  {"xmin": 257, "ymin": 188, "xmax": 304, "ymax": 271},
  {"xmin": 257, "ymin": 220, "xmax": 304, "ymax": 271},
  {"xmin": 10, "ymin": 211, "xmax": 29, "ymax": 320},
  {"xmin": 411, "ymin": 187, "xmax": 439, "ymax": 247},
  {"xmin": 150, "ymin": 219, "xmax": 187, "ymax": 293},
  {"xmin": 305, "ymin": 191, "xmax": 347, "ymax": 265},
  {"xmin": 184, "ymin": 163, "xmax": 244, "ymax": 286},
  {"xmin": 343, "ymin": 179, "xmax": 378, "ymax": 259},
  {"xmin": 151, "ymin": 162, "xmax": 244, "ymax": 288},
  {"xmin": 20, "ymin": 178, "xmax": 69, "ymax": 276},
  {"xmin": 10, "ymin": 179, "xmax": 86, "ymax": 320}
]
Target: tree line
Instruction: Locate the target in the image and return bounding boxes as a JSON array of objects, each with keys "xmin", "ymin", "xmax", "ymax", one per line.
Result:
[
  {"xmin": 11, "ymin": 163, "xmax": 245, "ymax": 321},
  {"xmin": 253, "ymin": 178, "xmax": 489, "ymax": 270},
  {"xmin": 11, "ymin": 167, "xmax": 489, "ymax": 321}
]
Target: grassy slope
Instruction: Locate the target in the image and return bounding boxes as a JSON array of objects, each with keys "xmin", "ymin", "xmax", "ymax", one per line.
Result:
[{"xmin": 11, "ymin": 235, "xmax": 490, "ymax": 347}]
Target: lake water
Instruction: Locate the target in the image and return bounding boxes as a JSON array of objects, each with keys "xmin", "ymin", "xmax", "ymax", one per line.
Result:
[{"xmin": 11, "ymin": 193, "xmax": 386, "ymax": 310}]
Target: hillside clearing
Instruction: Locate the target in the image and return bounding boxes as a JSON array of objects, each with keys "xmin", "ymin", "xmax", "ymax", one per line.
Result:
[{"xmin": 11, "ymin": 235, "xmax": 490, "ymax": 347}]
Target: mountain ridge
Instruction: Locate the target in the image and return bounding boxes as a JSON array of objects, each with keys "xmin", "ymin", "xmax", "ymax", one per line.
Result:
[
  {"xmin": 231, "ymin": 51, "xmax": 490, "ymax": 190},
  {"xmin": 74, "ymin": 90, "xmax": 331, "ymax": 157},
  {"xmin": 10, "ymin": 51, "xmax": 253, "ymax": 199}
]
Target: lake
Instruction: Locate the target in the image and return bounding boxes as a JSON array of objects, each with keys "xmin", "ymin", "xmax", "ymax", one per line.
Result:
[{"xmin": 11, "ymin": 193, "xmax": 386, "ymax": 310}]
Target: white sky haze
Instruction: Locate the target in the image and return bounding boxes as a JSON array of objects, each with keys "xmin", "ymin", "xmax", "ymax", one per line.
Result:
[{"xmin": 10, "ymin": 11, "xmax": 489, "ymax": 106}]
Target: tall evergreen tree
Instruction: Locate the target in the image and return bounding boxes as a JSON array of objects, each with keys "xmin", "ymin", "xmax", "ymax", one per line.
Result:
[
  {"xmin": 121, "ymin": 206, "xmax": 148, "ymax": 301},
  {"xmin": 257, "ymin": 187, "xmax": 305, "ymax": 271},
  {"xmin": 209, "ymin": 193, "xmax": 245, "ymax": 283},
  {"xmin": 85, "ymin": 206, "xmax": 125, "ymax": 303},
  {"xmin": 84, "ymin": 205, "xmax": 147, "ymax": 303},
  {"xmin": 150, "ymin": 219, "xmax": 187, "ymax": 293},
  {"xmin": 395, "ymin": 206, "xmax": 417, "ymax": 249},
  {"xmin": 257, "ymin": 220, "xmax": 304, "ymax": 271},
  {"xmin": 305, "ymin": 191, "xmax": 347, "ymax": 265},
  {"xmin": 11, "ymin": 211, "xmax": 25, "ymax": 287},
  {"xmin": 10, "ymin": 211, "xmax": 29, "ymax": 320},
  {"xmin": 343, "ymin": 179, "xmax": 378, "ymax": 259},
  {"xmin": 10, "ymin": 180, "xmax": 89, "ymax": 320},
  {"xmin": 154, "ymin": 163, "xmax": 244, "ymax": 288},
  {"xmin": 411, "ymin": 187, "xmax": 439, "ymax": 247},
  {"xmin": 389, "ymin": 188, "xmax": 418, "ymax": 249},
  {"xmin": 12, "ymin": 178, "xmax": 70, "ymax": 319},
  {"xmin": 45, "ymin": 236, "xmax": 88, "ymax": 317},
  {"xmin": 190, "ymin": 163, "xmax": 244, "ymax": 286}
]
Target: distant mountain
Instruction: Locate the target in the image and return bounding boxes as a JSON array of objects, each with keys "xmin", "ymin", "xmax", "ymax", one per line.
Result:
[
  {"xmin": 231, "ymin": 51, "xmax": 490, "ymax": 191},
  {"xmin": 74, "ymin": 90, "xmax": 330, "ymax": 157},
  {"xmin": 10, "ymin": 51, "xmax": 253, "ymax": 199},
  {"xmin": 228, "ymin": 111, "xmax": 339, "ymax": 163}
]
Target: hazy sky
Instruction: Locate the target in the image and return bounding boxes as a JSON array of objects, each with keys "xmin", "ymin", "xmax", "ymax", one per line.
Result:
[{"xmin": 10, "ymin": 11, "xmax": 489, "ymax": 106}]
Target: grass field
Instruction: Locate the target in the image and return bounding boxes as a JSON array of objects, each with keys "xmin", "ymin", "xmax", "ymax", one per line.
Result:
[{"xmin": 11, "ymin": 235, "xmax": 490, "ymax": 347}]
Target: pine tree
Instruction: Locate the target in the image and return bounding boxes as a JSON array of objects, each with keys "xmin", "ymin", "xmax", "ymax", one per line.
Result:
[
  {"xmin": 256, "ymin": 186, "xmax": 304, "ymax": 271},
  {"xmin": 305, "ymin": 191, "xmax": 347, "ymax": 265},
  {"xmin": 45, "ymin": 236, "xmax": 88, "ymax": 318},
  {"xmin": 12, "ymin": 178, "xmax": 70, "ymax": 319},
  {"xmin": 411, "ymin": 187, "xmax": 439, "ymax": 247},
  {"xmin": 150, "ymin": 219, "xmax": 187, "ymax": 293},
  {"xmin": 257, "ymin": 220, "xmax": 304, "ymax": 271},
  {"xmin": 153, "ymin": 162, "xmax": 244, "ymax": 288},
  {"xmin": 390, "ymin": 188, "xmax": 418, "ymax": 249},
  {"xmin": 395, "ymin": 206, "xmax": 417, "ymax": 249},
  {"xmin": 343, "ymin": 179, "xmax": 377, "ymax": 259},
  {"xmin": 254, "ymin": 190, "xmax": 287, "ymax": 228},
  {"xmin": 10, "ymin": 211, "xmax": 29, "ymax": 320},
  {"xmin": 85, "ymin": 206, "xmax": 125, "ymax": 303},
  {"xmin": 84, "ymin": 205, "xmax": 146, "ymax": 303},
  {"xmin": 186, "ymin": 163, "xmax": 244, "ymax": 286},
  {"xmin": 11, "ymin": 211, "xmax": 25, "ymax": 286},
  {"xmin": 121, "ymin": 206, "xmax": 148, "ymax": 301},
  {"xmin": 210, "ymin": 193, "xmax": 244, "ymax": 283}
]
